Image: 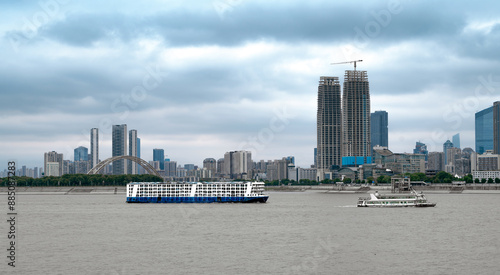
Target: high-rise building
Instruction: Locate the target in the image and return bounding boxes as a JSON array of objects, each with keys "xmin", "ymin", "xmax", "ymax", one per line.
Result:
[
  {"xmin": 128, "ymin": 129, "xmax": 138, "ymax": 174},
  {"xmin": 371, "ymin": 110, "xmax": 388, "ymax": 148},
  {"xmin": 443, "ymin": 140, "xmax": 454, "ymax": 166},
  {"xmin": 224, "ymin": 151, "xmax": 252, "ymax": 179},
  {"xmin": 428, "ymin": 152, "xmax": 444, "ymax": 171},
  {"xmin": 137, "ymin": 137, "xmax": 141, "ymax": 174},
  {"xmin": 112, "ymin": 124, "xmax": 127, "ymax": 175},
  {"xmin": 46, "ymin": 162, "xmax": 60, "ymax": 177},
  {"xmin": 165, "ymin": 160, "xmax": 177, "ymax": 177},
  {"xmin": 62, "ymin": 160, "xmax": 72, "ymax": 175},
  {"xmin": 74, "ymin": 146, "xmax": 88, "ymax": 161},
  {"xmin": 313, "ymin": 148, "xmax": 317, "ymax": 168},
  {"xmin": 342, "ymin": 70, "xmax": 371, "ymax": 166},
  {"xmin": 494, "ymin": 102, "xmax": 500, "ymax": 154},
  {"xmin": 471, "ymin": 151, "xmax": 500, "ymax": 171},
  {"xmin": 44, "ymin": 151, "xmax": 63, "ymax": 176},
  {"xmin": 267, "ymin": 157, "xmax": 292, "ymax": 181},
  {"xmin": 90, "ymin": 128, "xmax": 99, "ymax": 168},
  {"xmin": 414, "ymin": 142, "xmax": 428, "ymax": 161},
  {"xmin": 149, "ymin": 161, "xmax": 160, "ymax": 171},
  {"xmin": 452, "ymin": 133, "xmax": 461, "ymax": 149},
  {"xmin": 316, "ymin": 76, "xmax": 342, "ymax": 175},
  {"xmin": 216, "ymin": 158, "xmax": 224, "ymax": 176},
  {"xmin": 475, "ymin": 106, "xmax": 494, "ymax": 154},
  {"xmin": 203, "ymin": 158, "xmax": 217, "ymax": 177},
  {"xmin": 74, "ymin": 160, "xmax": 90, "ymax": 174},
  {"xmin": 446, "ymin": 147, "xmax": 462, "ymax": 172},
  {"xmin": 153, "ymin": 149, "xmax": 165, "ymax": 170}
]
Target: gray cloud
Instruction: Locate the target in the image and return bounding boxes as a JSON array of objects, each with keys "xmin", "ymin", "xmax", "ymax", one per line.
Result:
[{"xmin": 9, "ymin": 1, "xmax": 470, "ymax": 48}]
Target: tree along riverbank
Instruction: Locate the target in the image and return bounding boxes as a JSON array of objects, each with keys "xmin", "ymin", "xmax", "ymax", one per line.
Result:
[{"xmin": 0, "ymin": 174, "xmax": 163, "ymax": 187}]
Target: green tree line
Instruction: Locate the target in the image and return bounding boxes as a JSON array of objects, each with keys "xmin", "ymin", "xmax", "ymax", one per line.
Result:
[
  {"xmin": 263, "ymin": 171, "xmax": 492, "ymax": 186},
  {"xmin": 0, "ymin": 174, "xmax": 163, "ymax": 187}
]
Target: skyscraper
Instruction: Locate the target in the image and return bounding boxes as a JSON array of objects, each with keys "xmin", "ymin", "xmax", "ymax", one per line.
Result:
[
  {"xmin": 371, "ymin": 110, "xmax": 388, "ymax": 148},
  {"xmin": 153, "ymin": 149, "xmax": 165, "ymax": 170},
  {"xmin": 342, "ymin": 70, "xmax": 371, "ymax": 166},
  {"xmin": 224, "ymin": 150, "xmax": 252, "ymax": 179},
  {"xmin": 494, "ymin": 101, "xmax": 500, "ymax": 154},
  {"xmin": 452, "ymin": 133, "xmax": 461, "ymax": 149},
  {"xmin": 128, "ymin": 129, "xmax": 138, "ymax": 174},
  {"xmin": 112, "ymin": 124, "xmax": 127, "ymax": 175},
  {"xmin": 316, "ymin": 76, "xmax": 342, "ymax": 175},
  {"xmin": 90, "ymin": 128, "xmax": 99, "ymax": 168},
  {"xmin": 443, "ymin": 140, "xmax": 453, "ymax": 166},
  {"xmin": 74, "ymin": 146, "xmax": 88, "ymax": 161},
  {"xmin": 137, "ymin": 137, "xmax": 141, "ymax": 174},
  {"xmin": 475, "ymin": 106, "xmax": 494, "ymax": 154}
]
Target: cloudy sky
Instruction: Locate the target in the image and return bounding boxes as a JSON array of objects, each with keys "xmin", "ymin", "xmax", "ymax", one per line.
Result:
[{"xmin": 1, "ymin": 0, "xmax": 500, "ymax": 170}]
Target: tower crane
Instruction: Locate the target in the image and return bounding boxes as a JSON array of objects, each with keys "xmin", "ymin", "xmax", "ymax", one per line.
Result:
[{"xmin": 330, "ymin": 60, "xmax": 363, "ymax": 70}]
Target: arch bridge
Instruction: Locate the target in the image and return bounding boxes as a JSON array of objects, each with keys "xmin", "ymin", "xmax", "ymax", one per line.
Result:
[{"xmin": 87, "ymin": 155, "xmax": 162, "ymax": 178}]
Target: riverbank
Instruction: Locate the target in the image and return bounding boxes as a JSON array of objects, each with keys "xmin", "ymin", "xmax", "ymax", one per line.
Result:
[
  {"xmin": 0, "ymin": 186, "xmax": 125, "ymax": 195},
  {"xmin": 3, "ymin": 184, "xmax": 500, "ymax": 194},
  {"xmin": 265, "ymin": 184, "xmax": 500, "ymax": 194}
]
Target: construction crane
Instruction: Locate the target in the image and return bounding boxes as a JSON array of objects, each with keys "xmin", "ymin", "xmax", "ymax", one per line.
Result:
[{"xmin": 330, "ymin": 60, "xmax": 363, "ymax": 70}]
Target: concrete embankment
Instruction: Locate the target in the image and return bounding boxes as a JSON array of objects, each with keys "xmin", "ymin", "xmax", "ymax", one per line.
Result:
[
  {"xmin": 0, "ymin": 186, "xmax": 126, "ymax": 194},
  {"xmin": 3, "ymin": 184, "xmax": 500, "ymax": 194},
  {"xmin": 266, "ymin": 184, "xmax": 500, "ymax": 194},
  {"xmin": 265, "ymin": 185, "xmax": 391, "ymax": 193}
]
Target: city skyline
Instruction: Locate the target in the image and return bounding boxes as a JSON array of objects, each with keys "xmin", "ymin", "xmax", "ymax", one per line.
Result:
[{"xmin": 2, "ymin": 0, "xmax": 500, "ymax": 170}]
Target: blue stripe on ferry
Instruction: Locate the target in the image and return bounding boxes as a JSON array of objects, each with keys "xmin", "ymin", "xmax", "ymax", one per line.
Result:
[{"xmin": 126, "ymin": 196, "xmax": 268, "ymax": 203}]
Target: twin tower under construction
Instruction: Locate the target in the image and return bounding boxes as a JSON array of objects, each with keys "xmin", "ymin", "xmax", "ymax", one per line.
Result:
[{"xmin": 316, "ymin": 70, "xmax": 371, "ymax": 179}]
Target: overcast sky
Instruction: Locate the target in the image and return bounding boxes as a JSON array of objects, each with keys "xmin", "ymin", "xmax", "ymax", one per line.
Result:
[{"xmin": 2, "ymin": 0, "xmax": 500, "ymax": 170}]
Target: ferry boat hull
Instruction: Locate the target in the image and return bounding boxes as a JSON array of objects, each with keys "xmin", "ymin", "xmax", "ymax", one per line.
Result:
[
  {"xmin": 126, "ymin": 181, "xmax": 269, "ymax": 203},
  {"xmin": 357, "ymin": 190, "xmax": 436, "ymax": 207},
  {"xmin": 126, "ymin": 196, "xmax": 269, "ymax": 203}
]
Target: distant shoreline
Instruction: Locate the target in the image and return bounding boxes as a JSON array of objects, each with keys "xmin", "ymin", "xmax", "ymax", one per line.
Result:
[
  {"xmin": 0, "ymin": 186, "xmax": 125, "ymax": 195},
  {"xmin": 266, "ymin": 184, "xmax": 500, "ymax": 194},
  {"xmin": 2, "ymin": 184, "xmax": 500, "ymax": 194}
]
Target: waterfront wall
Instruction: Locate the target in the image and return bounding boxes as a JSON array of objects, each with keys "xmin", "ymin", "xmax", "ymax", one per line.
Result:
[
  {"xmin": 0, "ymin": 186, "xmax": 125, "ymax": 194},
  {"xmin": 265, "ymin": 184, "xmax": 500, "ymax": 192},
  {"xmin": 2, "ymin": 184, "xmax": 500, "ymax": 194}
]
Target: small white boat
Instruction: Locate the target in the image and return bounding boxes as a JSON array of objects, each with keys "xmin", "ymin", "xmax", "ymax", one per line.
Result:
[{"xmin": 357, "ymin": 190, "xmax": 436, "ymax": 207}]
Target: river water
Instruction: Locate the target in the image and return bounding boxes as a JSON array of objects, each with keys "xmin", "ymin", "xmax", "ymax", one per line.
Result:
[{"xmin": 2, "ymin": 191, "xmax": 500, "ymax": 274}]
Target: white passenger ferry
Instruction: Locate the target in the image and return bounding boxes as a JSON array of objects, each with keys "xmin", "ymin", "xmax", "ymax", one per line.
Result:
[
  {"xmin": 126, "ymin": 181, "xmax": 269, "ymax": 203},
  {"xmin": 357, "ymin": 190, "xmax": 436, "ymax": 207}
]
